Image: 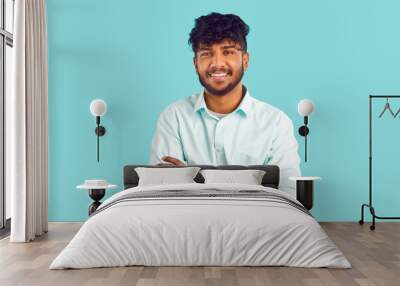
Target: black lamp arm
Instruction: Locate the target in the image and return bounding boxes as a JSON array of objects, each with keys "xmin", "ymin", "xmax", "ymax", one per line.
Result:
[
  {"xmin": 298, "ymin": 116, "xmax": 310, "ymax": 162},
  {"xmin": 94, "ymin": 116, "xmax": 106, "ymax": 162}
]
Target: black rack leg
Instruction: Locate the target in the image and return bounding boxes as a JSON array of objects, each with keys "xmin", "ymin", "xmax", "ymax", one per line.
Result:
[
  {"xmin": 359, "ymin": 202, "xmax": 400, "ymax": 231},
  {"xmin": 359, "ymin": 204, "xmax": 367, "ymax": 225},
  {"xmin": 369, "ymin": 206, "xmax": 376, "ymax": 231},
  {"xmin": 359, "ymin": 204, "xmax": 376, "ymax": 230}
]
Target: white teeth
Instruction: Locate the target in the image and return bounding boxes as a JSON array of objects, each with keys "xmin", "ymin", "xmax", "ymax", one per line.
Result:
[{"xmin": 211, "ymin": 73, "xmax": 227, "ymax": 77}]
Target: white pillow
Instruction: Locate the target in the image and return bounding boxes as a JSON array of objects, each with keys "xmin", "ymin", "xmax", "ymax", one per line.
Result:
[
  {"xmin": 200, "ymin": 169, "xmax": 266, "ymax": 185},
  {"xmin": 135, "ymin": 167, "xmax": 201, "ymax": 186}
]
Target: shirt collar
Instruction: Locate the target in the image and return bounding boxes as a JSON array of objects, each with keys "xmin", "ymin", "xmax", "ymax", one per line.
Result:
[
  {"xmin": 194, "ymin": 87, "xmax": 253, "ymax": 117},
  {"xmin": 194, "ymin": 91, "xmax": 207, "ymax": 113}
]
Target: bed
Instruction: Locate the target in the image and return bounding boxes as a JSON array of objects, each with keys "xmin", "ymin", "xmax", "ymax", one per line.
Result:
[{"xmin": 50, "ymin": 165, "xmax": 350, "ymax": 269}]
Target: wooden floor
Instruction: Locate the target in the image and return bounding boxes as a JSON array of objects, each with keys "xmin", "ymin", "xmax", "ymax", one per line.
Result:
[{"xmin": 0, "ymin": 222, "xmax": 399, "ymax": 286}]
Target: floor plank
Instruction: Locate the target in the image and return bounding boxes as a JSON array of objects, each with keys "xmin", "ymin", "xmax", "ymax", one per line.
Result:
[{"xmin": 0, "ymin": 222, "xmax": 399, "ymax": 286}]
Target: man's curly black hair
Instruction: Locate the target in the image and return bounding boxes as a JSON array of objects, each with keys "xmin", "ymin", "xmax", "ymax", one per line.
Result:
[{"xmin": 188, "ymin": 12, "xmax": 250, "ymax": 53}]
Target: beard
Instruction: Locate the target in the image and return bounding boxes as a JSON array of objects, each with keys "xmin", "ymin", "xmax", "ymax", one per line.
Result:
[{"xmin": 197, "ymin": 65, "xmax": 244, "ymax": 97}]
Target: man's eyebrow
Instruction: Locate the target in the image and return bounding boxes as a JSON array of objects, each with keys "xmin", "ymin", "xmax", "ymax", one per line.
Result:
[
  {"xmin": 198, "ymin": 46, "xmax": 211, "ymax": 51},
  {"xmin": 221, "ymin": 45, "xmax": 241, "ymax": 50}
]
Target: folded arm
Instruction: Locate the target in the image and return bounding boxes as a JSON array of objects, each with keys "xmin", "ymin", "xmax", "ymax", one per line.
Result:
[
  {"xmin": 149, "ymin": 106, "xmax": 186, "ymax": 166},
  {"xmin": 267, "ymin": 112, "xmax": 301, "ymax": 197}
]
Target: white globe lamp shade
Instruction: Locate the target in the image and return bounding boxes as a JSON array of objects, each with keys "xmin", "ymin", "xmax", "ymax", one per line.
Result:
[
  {"xmin": 298, "ymin": 99, "xmax": 314, "ymax": 116},
  {"xmin": 90, "ymin": 99, "xmax": 107, "ymax": 117}
]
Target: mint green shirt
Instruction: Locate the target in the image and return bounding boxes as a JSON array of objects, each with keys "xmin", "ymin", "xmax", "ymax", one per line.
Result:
[{"xmin": 150, "ymin": 90, "xmax": 301, "ymax": 196}]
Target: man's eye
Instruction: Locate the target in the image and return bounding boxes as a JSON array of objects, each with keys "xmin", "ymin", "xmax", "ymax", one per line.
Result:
[
  {"xmin": 200, "ymin": 52, "xmax": 210, "ymax": 57},
  {"xmin": 223, "ymin": 50, "xmax": 234, "ymax": 56}
]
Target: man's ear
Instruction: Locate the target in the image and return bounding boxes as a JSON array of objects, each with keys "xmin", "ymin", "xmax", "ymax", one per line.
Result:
[
  {"xmin": 242, "ymin": 52, "xmax": 249, "ymax": 71},
  {"xmin": 193, "ymin": 56, "xmax": 199, "ymax": 74}
]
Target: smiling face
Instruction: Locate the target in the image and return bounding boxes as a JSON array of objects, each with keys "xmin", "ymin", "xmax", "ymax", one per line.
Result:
[{"xmin": 194, "ymin": 39, "xmax": 249, "ymax": 96}]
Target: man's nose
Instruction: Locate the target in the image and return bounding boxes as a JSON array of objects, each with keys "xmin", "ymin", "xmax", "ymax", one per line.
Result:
[{"xmin": 210, "ymin": 52, "xmax": 225, "ymax": 69}]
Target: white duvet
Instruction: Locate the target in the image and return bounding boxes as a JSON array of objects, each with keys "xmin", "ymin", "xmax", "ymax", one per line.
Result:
[{"xmin": 50, "ymin": 183, "xmax": 351, "ymax": 269}]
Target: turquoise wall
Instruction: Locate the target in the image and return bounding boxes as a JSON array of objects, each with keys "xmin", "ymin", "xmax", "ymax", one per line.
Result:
[{"xmin": 47, "ymin": 0, "xmax": 400, "ymax": 221}]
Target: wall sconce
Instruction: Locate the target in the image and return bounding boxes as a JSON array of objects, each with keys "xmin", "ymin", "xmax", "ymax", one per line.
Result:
[
  {"xmin": 90, "ymin": 99, "xmax": 107, "ymax": 162},
  {"xmin": 297, "ymin": 99, "xmax": 315, "ymax": 162}
]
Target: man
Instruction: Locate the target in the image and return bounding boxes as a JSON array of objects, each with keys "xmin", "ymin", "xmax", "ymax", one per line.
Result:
[{"xmin": 149, "ymin": 12, "xmax": 301, "ymax": 196}]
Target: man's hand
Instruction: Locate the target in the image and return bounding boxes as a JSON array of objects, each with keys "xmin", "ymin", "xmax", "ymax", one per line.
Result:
[{"xmin": 160, "ymin": 156, "xmax": 185, "ymax": 166}]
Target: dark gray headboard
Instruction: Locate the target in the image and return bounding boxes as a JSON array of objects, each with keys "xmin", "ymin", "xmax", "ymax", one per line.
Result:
[{"xmin": 123, "ymin": 165, "xmax": 280, "ymax": 189}]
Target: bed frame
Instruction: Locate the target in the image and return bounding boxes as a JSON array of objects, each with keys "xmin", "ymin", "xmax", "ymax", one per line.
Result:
[{"xmin": 123, "ymin": 165, "xmax": 280, "ymax": 189}]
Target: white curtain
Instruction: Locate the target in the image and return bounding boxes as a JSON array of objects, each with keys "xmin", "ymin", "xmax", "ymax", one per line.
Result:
[{"xmin": 8, "ymin": 0, "xmax": 48, "ymax": 242}]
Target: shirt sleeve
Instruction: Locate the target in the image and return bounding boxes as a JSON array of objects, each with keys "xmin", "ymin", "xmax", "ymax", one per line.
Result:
[
  {"xmin": 149, "ymin": 106, "xmax": 186, "ymax": 165},
  {"xmin": 268, "ymin": 111, "xmax": 301, "ymax": 197}
]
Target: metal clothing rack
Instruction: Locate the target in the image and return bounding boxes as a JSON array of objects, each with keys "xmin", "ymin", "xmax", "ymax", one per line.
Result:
[{"xmin": 359, "ymin": 95, "xmax": 400, "ymax": 230}]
